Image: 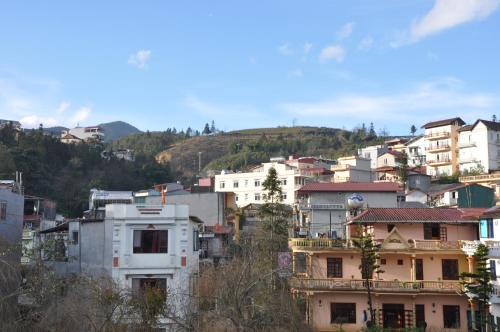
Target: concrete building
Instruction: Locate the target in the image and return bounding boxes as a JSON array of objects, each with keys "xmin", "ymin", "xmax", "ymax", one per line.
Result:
[
  {"xmin": 422, "ymin": 117, "xmax": 465, "ymax": 177},
  {"xmin": 331, "ymin": 156, "xmax": 374, "ymax": 183},
  {"xmin": 405, "ymin": 135, "xmax": 426, "ymax": 167},
  {"xmin": 0, "ymin": 119, "xmax": 21, "ymax": 130},
  {"xmin": 290, "ymin": 207, "xmax": 487, "ymax": 332},
  {"xmin": 39, "ymin": 203, "xmax": 200, "ymax": 320},
  {"xmin": 358, "ymin": 145, "xmax": 389, "ymax": 169},
  {"xmin": 458, "ymin": 119, "xmax": 500, "ymax": 174},
  {"xmin": 294, "ymin": 182, "xmax": 399, "ymax": 238},
  {"xmin": 215, "ymin": 160, "xmax": 308, "ymax": 207},
  {"xmin": 60, "ymin": 133, "xmax": 82, "ymax": 144},
  {"xmin": 61, "ymin": 125, "xmax": 104, "ymax": 143}
]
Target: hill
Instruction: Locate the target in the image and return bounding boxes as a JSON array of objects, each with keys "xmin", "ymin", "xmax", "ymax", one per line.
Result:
[
  {"xmin": 99, "ymin": 121, "xmax": 142, "ymax": 142},
  {"xmin": 113, "ymin": 126, "xmax": 383, "ymax": 182}
]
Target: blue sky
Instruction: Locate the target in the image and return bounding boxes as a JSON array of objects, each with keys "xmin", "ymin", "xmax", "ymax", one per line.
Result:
[{"xmin": 1, "ymin": 0, "xmax": 500, "ymax": 135}]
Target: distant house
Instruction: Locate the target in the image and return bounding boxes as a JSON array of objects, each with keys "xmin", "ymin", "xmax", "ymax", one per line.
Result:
[
  {"xmin": 60, "ymin": 133, "xmax": 82, "ymax": 144},
  {"xmin": 331, "ymin": 156, "xmax": 374, "ymax": 183},
  {"xmin": 407, "ymin": 183, "xmax": 494, "ymax": 208},
  {"xmin": 0, "ymin": 119, "xmax": 22, "ymax": 130},
  {"xmin": 61, "ymin": 125, "xmax": 104, "ymax": 143}
]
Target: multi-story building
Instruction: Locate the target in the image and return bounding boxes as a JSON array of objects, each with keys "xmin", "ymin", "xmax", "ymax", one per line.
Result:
[
  {"xmin": 422, "ymin": 117, "xmax": 465, "ymax": 177},
  {"xmin": 295, "ymin": 182, "xmax": 399, "ymax": 238},
  {"xmin": 39, "ymin": 202, "xmax": 200, "ymax": 319},
  {"xmin": 405, "ymin": 135, "xmax": 426, "ymax": 167},
  {"xmin": 458, "ymin": 119, "xmax": 500, "ymax": 174},
  {"xmin": 477, "ymin": 206, "xmax": 500, "ymax": 325},
  {"xmin": 358, "ymin": 145, "xmax": 389, "ymax": 169},
  {"xmin": 331, "ymin": 156, "xmax": 374, "ymax": 183},
  {"xmin": 215, "ymin": 160, "xmax": 308, "ymax": 207},
  {"xmin": 290, "ymin": 207, "xmax": 486, "ymax": 332},
  {"xmin": 61, "ymin": 125, "xmax": 104, "ymax": 143}
]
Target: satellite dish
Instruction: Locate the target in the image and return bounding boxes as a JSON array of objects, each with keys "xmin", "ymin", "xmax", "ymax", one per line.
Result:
[{"xmin": 347, "ymin": 193, "xmax": 364, "ymax": 209}]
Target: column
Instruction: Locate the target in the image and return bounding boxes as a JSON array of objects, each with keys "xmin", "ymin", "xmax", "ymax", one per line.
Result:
[
  {"xmin": 411, "ymin": 255, "xmax": 416, "ymax": 281},
  {"xmin": 470, "ymin": 300, "xmax": 476, "ymax": 331}
]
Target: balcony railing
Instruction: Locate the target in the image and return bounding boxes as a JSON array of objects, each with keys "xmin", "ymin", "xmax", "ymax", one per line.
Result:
[
  {"xmin": 458, "ymin": 141, "xmax": 476, "ymax": 148},
  {"xmin": 299, "ymin": 203, "xmax": 345, "ymax": 210},
  {"xmin": 426, "ymin": 158, "xmax": 451, "ymax": 166},
  {"xmin": 331, "ymin": 164, "xmax": 351, "ymax": 171},
  {"xmin": 425, "ymin": 144, "xmax": 451, "ymax": 152},
  {"xmin": 459, "ymin": 173, "xmax": 500, "ymax": 183},
  {"xmin": 289, "ymin": 278, "xmax": 463, "ymax": 293},
  {"xmin": 290, "ymin": 238, "xmax": 352, "ymax": 249},
  {"xmin": 425, "ymin": 132, "xmax": 451, "ymax": 140},
  {"xmin": 459, "ymin": 157, "xmax": 478, "ymax": 164}
]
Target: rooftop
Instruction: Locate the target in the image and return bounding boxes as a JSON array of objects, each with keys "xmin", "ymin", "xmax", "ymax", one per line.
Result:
[
  {"xmin": 349, "ymin": 207, "xmax": 485, "ymax": 224},
  {"xmin": 472, "ymin": 119, "xmax": 500, "ymax": 131},
  {"xmin": 298, "ymin": 182, "xmax": 399, "ymax": 193},
  {"xmin": 422, "ymin": 117, "xmax": 465, "ymax": 129}
]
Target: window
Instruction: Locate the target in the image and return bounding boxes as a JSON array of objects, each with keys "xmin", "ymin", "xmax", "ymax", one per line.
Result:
[
  {"xmin": 381, "ymin": 258, "xmax": 387, "ymax": 265},
  {"xmin": 397, "ymin": 259, "xmax": 404, "ymax": 265},
  {"xmin": 245, "ymin": 180, "xmax": 248, "ymax": 187},
  {"xmin": 255, "ymin": 193, "xmax": 261, "ymax": 201},
  {"xmin": 0, "ymin": 201, "xmax": 6, "ymax": 220},
  {"xmin": 132, "ymin": 278, "xmax": 167, "ymax": 296},
  {"xmin": 331, "ymin": 303, "xmax": 356, "ymax": 324},
  {"xmin": 480, "ymin": 219, "xmax": 495, "ymax": 239},
  {"xmin": 133, "ymin": 230, "xmax": 168, "ymax": 253},
  {"xmin": 327, "ymin": 258, "xmax": 342, "ymax": 278},
  {"xmin": 491, "ymin": 260, "xmax": 497, "ymax": 280},
  {"xmin": 443, "ymin": 305, "xmax": 460, "ymax": 329},
  {"xmin": 219, "ymin": 182, "xmax": 225, "ymax": 189},
  {"xmin": 254, "ymin": 179, "xmax": 260, "ymax": 187},
  {"xmin": 387, "ymin": 224, "xmax": 395, "ymax": 233},
  {"xmin": 442, "ymin": 259, "xmax": 459, "ymax": 280},
  {"xmin": 424, "ymin": 224, "xmax": 440, "ymax": 240},
  {"xmin": 295, "ymin": 253, "xmax": 307, "ymax": 274},
  {"xmin": 235, "ymin": 195, "xmax": 239, "ymax": 202},
  {"xmin": 282, "ymin": 179, "xmax": 287, "ymax": 186},
  {"xmin": 72, "ymin": 231, "xmax": 79, "ymax": 244},
  {"xmin": 233, "ymin": 181, "xmax": 239, "ymax": 188},
  {"xmin": 245, "ymin": 194, "xmax": 248, "ymax": 200},
  {"xmin": 282, "ymin": 193, "xmax": 287, "ymax": 200},
  {"xmin": 451, "ymin": 191, "xmax": 457, "ymax": 199},
  {"xmin": 193, "ymin": 230, "xmax": 200, "ymax": 251}
]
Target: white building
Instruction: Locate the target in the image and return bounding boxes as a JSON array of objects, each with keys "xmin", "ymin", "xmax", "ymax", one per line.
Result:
[
  {"xmin": 458, "ymin": 119, "xmax": 500, "ymax": 174},
  {"xmin": 422, "ymin": 117, "xmax": 465, "ymax": 177},
  {"xmin": 62, "ymin": 125, "xmax": 104, "ymax": 143},
  {"xmin": 215, "ymin": 161, "xmax": 307, "ymax": 207},
  {"xmin": 331, "ymin": 156, "xmax": 374, "ymax": 183},
  {"xmin": 405, "ymin": 135, "xmax": 426, "ymax": 167},
  {"xmin": 358, "ymin": 144, "xmax": 389, "ymax": 169}
]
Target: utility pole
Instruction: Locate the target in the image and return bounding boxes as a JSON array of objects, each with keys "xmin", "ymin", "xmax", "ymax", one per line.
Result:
[{"xmin": 198, "ymin": 152, "xmax": 202, "ymax": 173}]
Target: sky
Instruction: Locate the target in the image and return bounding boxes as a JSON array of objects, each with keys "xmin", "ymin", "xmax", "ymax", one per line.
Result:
[{"xmin": 1, "ymin": 0, "xmax": 500, "ymax": 135}]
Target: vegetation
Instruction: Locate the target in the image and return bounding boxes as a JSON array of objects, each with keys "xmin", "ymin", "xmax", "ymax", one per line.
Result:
[
  {"xmin": 461, "ymin": 243, "xmax": 493, "ymax": 332},
  {"xmin": 0, "ymin": 124, "xmax": 175, "ymax": 217},
  {"xmin": 352, "ymin": 227, "xmax": 383, "ymax": 326},
  {"xmin": 395, "ymin": 151, "xmax": 409, "ymax": 185}
]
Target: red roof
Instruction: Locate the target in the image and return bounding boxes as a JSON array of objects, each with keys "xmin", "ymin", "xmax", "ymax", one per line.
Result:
[
  {"xmin": 350, "ymin": 207, "xmax": 485, "ymax": 224},
  {"xmin": 481, "ymin": 205, "xmax": 500, "ymax": 218},
  {"xmin": 298, "ymin": 182, "xmax": 399, "ymax": 193}
]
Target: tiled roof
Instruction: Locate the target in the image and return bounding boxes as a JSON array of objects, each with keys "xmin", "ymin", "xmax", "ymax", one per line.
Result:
[
  {"xmin": 472, "ymin": 119, "xmax": 500, "ymax": 131},
  {"xmin": 298, "ymin": 182, "xmax": 400, "ymax": 193},
  {"xmin": 458, "ymin": 124, "xmax": 473, "ymax": 132},
  {"xmin": 422, "ymin": 117, "xmax": 465, "ymax": 129},
  {"xmin": 481, "ymin": 205, "xmax": 500, "ymax": 218},
  {"xmin": 349, "ymin": 207, "xmax": 484, "ymax": 223},
  {"xmin": 61, "ymin": 133, "xmax": 81, "ymax": 140}
]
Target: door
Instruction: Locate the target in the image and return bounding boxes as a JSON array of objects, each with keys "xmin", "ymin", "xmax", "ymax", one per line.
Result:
[
  {"xmin": 415, "ymin": 304, "xmax": 425, "ymax": 329},
  {"xmin": 416, "ymin": 259, "xmax": 424, "ymax": 280},
  {"xmin": 383, "ymin": 304, "xmax": 405, "ymax": 329}
]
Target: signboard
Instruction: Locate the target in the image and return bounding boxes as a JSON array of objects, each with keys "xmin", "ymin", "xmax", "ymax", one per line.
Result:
[{"xmin": 278, "ymin": 252, "xmax": 292, "ymax": 278}]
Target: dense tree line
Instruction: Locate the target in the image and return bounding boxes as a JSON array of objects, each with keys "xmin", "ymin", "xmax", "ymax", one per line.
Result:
[{"xmin": 0, "ymin": 124, "xmax": 174, "ymax": 217}]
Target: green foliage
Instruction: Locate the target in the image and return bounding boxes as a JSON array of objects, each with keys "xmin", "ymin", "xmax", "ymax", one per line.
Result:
[
  {"xmin": 461, "ymin": 243, "xmax": 493, "ymax": 331},
  {"xmin": 262, "ymin": 167, "xmax": 282, "ymax": 203},
  {"xmin": 0, "ymin": 127, "xmax": 175, "ymax": 217},
  {"xmin": 438, "ymin": 172, "xmax": 460, "ymax": 184},
  {"xmin": 111, "ymin": 129, "xmax": 186, "ymax": 158},
  {"xmin": 395, "ymin": 151, "xmax": 409, "ymax": 184},
  {"xmin": 461, "ymin": 164, "xmax": 486, "ymax": 176}
]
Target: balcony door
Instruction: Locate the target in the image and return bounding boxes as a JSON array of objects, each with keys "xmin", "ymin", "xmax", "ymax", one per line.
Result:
[
  {"xmin": 416, "ymin": 259, "xmax": 424, "ymax": 280},
  {"xmin": 383, "ymin": 304, "xmax": 405, "ymax": 329}
]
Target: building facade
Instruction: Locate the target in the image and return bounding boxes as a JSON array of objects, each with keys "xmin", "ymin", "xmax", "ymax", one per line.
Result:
[
  {"xmin": 331, "ymin": 156, "xmax": 374, "ymax": 183},
  {"xmin": 358, "ymin": 145, "xmax": 389, "ymax": 169},
  {"xmin": 290, "ymin": 207, "xmax": 487, "ymax": 332}
]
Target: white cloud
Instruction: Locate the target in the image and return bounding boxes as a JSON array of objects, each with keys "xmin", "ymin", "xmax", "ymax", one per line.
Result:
[
  {"xmin": 20, "ymin": 115, "xmax": 58, "ymax": 128},
  {"xmin": 319, "ymin": 45, "xmax": 345, "ymax": 63},
  {"xmin": 279, "ymin": 77, "xmax": 498, "ymax": 125},
  {"xmin": 278, "ymin": 43, "xmax": 294, "ymax": 56},
  {"xmin": 358, "ymin": 36, "xmax": 374, "ymax": 51},
  {"xmin": 394, "ymin": 0, "xmax": 500, "ymax": 46},
  {"xmin": 337, "ymin": 22, "xmax": 354, "ymax": 40},
  {"xmin": 71, "ymin": 106, "xmax": 92, "ymax": 125},
  {"xmin": 303, "ymin": 42, "xmax": 313, "ymax": 54},
  {"xmin": 56, "ymin": 101, "xmax": 70, "ymax": 114},
  {"xmin": 128, "ymin": 49, "xmax": 152, "ymax": 69},
  {"xmin": 289, "ymin": 68, "xmax": 303, "ymax": 78}
]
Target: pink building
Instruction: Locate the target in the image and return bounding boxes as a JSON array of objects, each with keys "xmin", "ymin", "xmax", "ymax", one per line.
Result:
[{"xmin": 290, "ymin": 208, "xmax": 486, "ymax": 331}]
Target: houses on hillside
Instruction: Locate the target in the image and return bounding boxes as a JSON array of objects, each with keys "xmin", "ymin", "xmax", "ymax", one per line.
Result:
[{"xmin": 61, "ymin": 125, "xmax": 104, "ymax": 144}]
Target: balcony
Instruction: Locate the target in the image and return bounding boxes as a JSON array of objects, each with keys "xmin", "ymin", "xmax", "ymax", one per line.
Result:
[
  {"xmin": 425, "ymin": 144, "xmax": 451, "ymax": 153},
  {"xmin": 331, "ymin": 164, "xmax": 351, "ymax": 171},
  {"xmin": 425, "ymin": 132, "xmax": 451, "ymax": 140},
  {"xmin": 299, "ymin": 203, "xmax": 345, "ymax": 211},
  {"xmin": 459, "ymin": 173, "xmax": 500, "ymax": 183},
  {"xmin": 458, "ymin": 141, "xmax": 476, "ymax": 148},
  {"xmin": 290, "ymin": 238, "xmax": 352, "ymax": 250},
  {"xmin": 459, "ymin": 157, "xmax": 479, "ymax": 164},
  {"xmin": 426, "ymin": 158, "xmax": 451, "ymax": 166},
  {"xmin": 289, "ymin": 278, "xmax": 463, "ymax": 294}
]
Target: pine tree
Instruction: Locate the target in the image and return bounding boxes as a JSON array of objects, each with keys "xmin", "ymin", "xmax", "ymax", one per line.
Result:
[
  {"xmin": 461, "ymin": 243, "xmax": 493, "ymax": 331},
  {"xmin": 368, "ymin": 122, "xmax": 376, "ymax": 138},
  {"xmin": 202, "ymin": 123, "xmax": 211, "ymax": 135},
  {"xmin": 210, "ymin": 120, "xmax": 216, "ymax": 133},
  {"xmin": 493, "ymin": 115, "xmax": 497, "ymax": 122},
  {"xmin": 352, "ymin": 227, "xmax": 383, "ymax": 326},
  {"xmin": 410, "ymin": 125, "xmax": 417, "ymax": 136},
  {"xmin": 395, "ymin": 151, "xmax": 409, "ymax": 185}
]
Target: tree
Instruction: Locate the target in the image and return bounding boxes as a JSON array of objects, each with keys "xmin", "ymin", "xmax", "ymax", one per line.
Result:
[
  {"xmin": 395, "ymin": 151, "xmax": 409, "ymax": 185},
  {"xmin": 410, "ymin": 125, "xmax": 417, "ymax": 136},
  {"xmin": 462, "ymin": 243, "xmax": 493, "ymax": 332},
  {"xmin": 210, "ymin": 120, "xmax": 216, "ymax": 133},
  {"xmin": 493, "ymin": 115, "xmax": 497, "ymax": 122},
  {"xmin": 202, "ymin": 123, "xmax": 211, "ymax": 135},
  {"xmin": 368, "ymin": 122, "xmax": 376, "ymax": 138},
  {"xmin": 351, "ymin": 227, "xmax": 383, "ymax": 326}
]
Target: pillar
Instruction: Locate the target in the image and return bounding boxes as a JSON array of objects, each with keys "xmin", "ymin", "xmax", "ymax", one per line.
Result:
[
  {"xmin": 411, "ymin": 255, "xmax": 416, "ymax": 281},
  {"xmin": 470, "ymin": 300, "xmax": 476, "ymax": 331}
]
